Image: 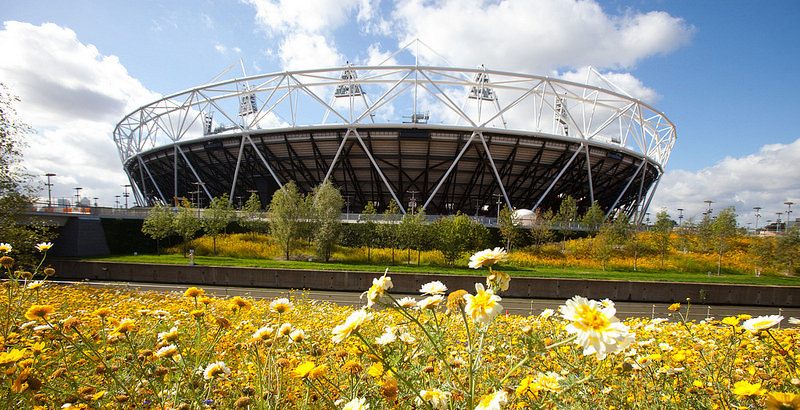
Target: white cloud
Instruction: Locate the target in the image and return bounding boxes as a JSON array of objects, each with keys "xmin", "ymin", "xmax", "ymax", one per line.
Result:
[
  {"xmin": 214, "ymin": 43, "xmax": 242, "ymax": 55},
  {"xmin": 0, "ymin": 21, "xmax": 160, "ymax": 206},
  {"xmin": 279, "ymin": 33, "xmax": 343, "ymax": 70},
  {"xmin": 248, "ymin": 0, "xmax": 363, "ymax": 34},
  {"xmin": 559, "ymin": 67, "xmax": 659, "ymax": 103},
  {"xmin": 391, "ymin": 0, "xmax": 693, "ymax": 73},
  {"xmin": 246, "ymin": 0, "xmax": 374, "ymax": 70},
  {"xmin": 651, "ymin": 138, "xmax": 800, "ymax": 224}
]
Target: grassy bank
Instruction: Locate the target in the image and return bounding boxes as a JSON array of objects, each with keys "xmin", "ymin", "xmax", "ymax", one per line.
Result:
[{"xmin": 92, "ymin": 253, "xmax": 800, "ymax": 286}]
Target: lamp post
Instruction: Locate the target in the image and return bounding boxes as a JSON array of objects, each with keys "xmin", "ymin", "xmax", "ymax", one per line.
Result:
[
  {"xmin": 785, "ymin": 201, "xmax": 794, "ymax": 230},
  {"xmin": 44, "ymin": 173, "xmax": 56, "ymax": 207},
  {"xmin": 753, "ymin": 206, "xmax": 762, "ymax": 233},
  {"xmin": 493, "ymin": 193, "xmax": 503, "ymax": 220},
  {"xmin": 703, "ymin": 200, "xmax": 714, "ymax": 216},
  {"xmin": 407, "ymin": 191, "xmax": 418, "ymax": 216},
  {"xmin": 122, "ymin": 184, "xmax": 131, "ymax": 208},
  {"xmin": 776, "ymin": 212, "xmax": 783, "ymax": 233},
  {"xmin": 677, "ymin": 208, "xmax": 684, "ymax": 226},
  {"xmin": 344, "ymin": 195, "xmax": 351, "ymax": 219},
  {"xmin": 93, "ymin": 197, "xmax": 99, "ymax": 208},
  {"xmin": 74, "ymin": 187, "xmax": 83, "ymax": 207},
  {"xmin": 115, "ymin": 195, "xmax": 120, "ymax": 209}
]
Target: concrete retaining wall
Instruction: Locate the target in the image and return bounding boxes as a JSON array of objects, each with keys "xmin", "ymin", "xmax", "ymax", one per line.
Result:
[{"xmin": 50, "ymin": 260, "xmax": 800, "ymax": 307}]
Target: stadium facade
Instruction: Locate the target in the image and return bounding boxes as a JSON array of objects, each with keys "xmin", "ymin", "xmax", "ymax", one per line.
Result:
[{"xmin": 114, "ymin": 61, "xmax": 675, "ymax": 221}]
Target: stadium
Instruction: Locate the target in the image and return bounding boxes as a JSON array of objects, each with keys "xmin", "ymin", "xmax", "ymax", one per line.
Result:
[{"xmin": 113, "ymin": 57, "xmax": 676, "ymax": 221}]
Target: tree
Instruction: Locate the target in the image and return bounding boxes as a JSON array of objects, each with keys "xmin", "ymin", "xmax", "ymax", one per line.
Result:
[
  {"xmin": 0, "ymin": 83, "xmax": 52, "ymax": 266},
  {"xmin": 711, "ymin": 207, "xmax": 738, "ymax": 275},
  {"xmin": 378, "ymin": 200, "xmax": 401, "ymax": 264},
  {"xmin": 311, "ymin": 180, "xmax": 344, "ymax": 262},
  {"xmin": 240, "ymin": 193, "xmax": 268, "ymax": 237},
  {"xmin": 268, "ymin": 181, "xmax": 304, "ymax": 260},
  {"xmin": 748, "ymin": 236, "xmax": 776, "ymax": 276},
  {"xmin": 776, "ymin": 226, "xmax": 800, "ymax": 274},
  {"xmin": 399, "ymin": 209, "xmax": 428, "ymax": 264},
  {"xmin": 498, "ymin": 205, "xmax": 523, "ymax": 251},
  {"xmin": 528, "ymin": 210, "xmax": 554, "ymax": 250},
  {"xmin": 433, "ymin": 213, "xmax": 488, "ymax": 266},
  {"xmin": 581, "ymin": 201, "xmax": 605, "ymax": 233},
  {"xmin": 203, "ymin": 194, "xmax": 235, "ymax": 255},
  {"xmin": 360, "ymin": 201, "xmax": 378, "ymax": 262},
  {"xmin": 141, "ymin": 203, "xmax": 175, "ymax": 254},
  {"xmin": 174, "ymin": 199, "xmax": 201, "ymax": 256},
  {"xmin": 651, "ymin": 211, "xmax": 673, "ymax": 268},
  {"xmin": 555, "ymin": 195, "xmax": 578, "ymax": 225},
  {"xmin": 696, "ymin": 213, "xmax": 714, "ymax": 253}
]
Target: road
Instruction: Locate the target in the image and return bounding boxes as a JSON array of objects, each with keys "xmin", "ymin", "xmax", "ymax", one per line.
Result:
[{"xmin": 52, "ymin": 280, "xmax": 800, "ymax": 324}]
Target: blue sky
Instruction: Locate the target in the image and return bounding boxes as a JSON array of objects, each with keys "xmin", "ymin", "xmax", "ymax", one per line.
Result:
[{"xmin": 1, "ymin": 0, "xmax": 799, "ymax": 223}]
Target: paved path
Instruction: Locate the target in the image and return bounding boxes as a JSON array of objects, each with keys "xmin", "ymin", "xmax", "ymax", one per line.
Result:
[{"xmin": 52, "ymin": 280, "xmax": 800, "ymax": 324}]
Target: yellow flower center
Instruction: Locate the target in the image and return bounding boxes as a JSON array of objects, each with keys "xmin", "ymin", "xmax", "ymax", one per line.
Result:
[{"xmin": 575, "ymin": 306, "xmax": 610, "ymax": 331}]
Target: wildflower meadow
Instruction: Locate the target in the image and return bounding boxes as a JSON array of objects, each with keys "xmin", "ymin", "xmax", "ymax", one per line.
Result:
[{"xmin": 1, "ymin": 243, "xmax": 799, "ymax": 409}]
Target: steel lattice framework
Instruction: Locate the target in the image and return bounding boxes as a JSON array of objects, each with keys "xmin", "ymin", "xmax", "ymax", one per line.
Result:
[{"xmin": 114, "ymin": 63, "xmax": 676, "ymax": 220}]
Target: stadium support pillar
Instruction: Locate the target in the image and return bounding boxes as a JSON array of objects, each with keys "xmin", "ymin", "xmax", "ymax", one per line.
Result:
[
  {"xmin": 422, "ymin": 131, "xmax": 478, "ymax": 210},
  {"xmin": 604, "ymin": 159, "xmax": 646, "ymax": 219},
  {"xmin": 229, "ymin": 135, "xmax": 248, "ymax": 203},
  {"xmin": 352, "ymin": 129, "xmax": 406, "ymax": 214},
  {"xmin": 531, "ymin": 144, "xmax": 583, "ymax": 212},
  {"xmin": 137, "ymin": 155, "xmax": 166, "ymax": 203}
]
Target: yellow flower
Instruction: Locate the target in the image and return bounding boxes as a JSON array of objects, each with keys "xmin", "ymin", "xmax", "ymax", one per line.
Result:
[
  {"xmin": 766, "ymin": 392, "xmax": 800, "ymax": 410},
  {"xmin": 741, "ymin": 315, "xmax": 783, "ymax": 333},
  {"xmin": 112, "ymin": 318, "xmax": 136, "ymax": 335},
  {"xmin": 486, "ymin": 270, "xmax": 510, "ymax": 292},
  {"xmin": 332, "ymin": 309, "xmax": 372, "ymax": 344},
  {"xmin": 342, "ymin": 397, "xmax": 369, "ymax": 410},
  {"xmin": 308, "ymin": 364, "xmax": 328, "ymax": 379},
  {"xmin": 203, "ymin": 361, "xmax": 230, "ymax": 380},
  {"xmin": 157, "ymin": 326, "xmax": 179, "ymax": 343},
  {"xmin": 463, "ymin": 283, "xmax": 503, "ymax": 324},
  {"xmin": 154, "ymin": 344, "xmax": 178, "ymax": 359},
  {"xmin": 269, "ymin": 298, "xmax": 294, "ymax": 314},
  {"xmin": 93, "ymin": 307, "xmax": 112, "ymax": 318},
  {"xmin": 0, "ymin": 243, "xmax": 12, "ymax": 253},
  {"xmin": 35, "ymin": 242, "xmax": 53, "ymax": 252},
  {"xmin": 721, "ymin": 316, "xmax": 740, "ymax": 326},
  {"xmin": 419, "ymin": 281, "xmax": 448, "ymax": 295},
  {"xmin": 26, "ymin": 280, "xmax": 44, "ymax": 290},
  {"xmin": 252, "ymin": 326, "xmax": 275, "ymax": 340},
  {"xmin": 416, "ymin": 388, "xmax": 450, "ymax": 409},
  {"xmin": 475, "ymin": 390, "xmax": 508, "ymax": 410},
  {"xmin": 559, "ymin": 296, "xmax": 632, "ymax": 359},
  {"xmin": 291, "ymin": 361, "xmax": 316, "ymax": 378},
  {"xmin": 229, "ymin": 296, "xmax": 251, "ymax": 311},
  {"xmin": 25, "ymin": 305, "xmax": 55, "ymax": 321},
  {"xmin": 468, "ymin": 247, "xmax": 508, "ymax": 269},
  {"xmin": 362, "ymin": 270, "xmax": 393, "ymax": 308},
  {"xmin": 668, "ymin": 303, "xmax": 681, "ymax": 312},
  {"xmin": 0, "ymin": 348, "xmax": 26, "ymax": 365},
  {"xmin": 417, "ymin": 295, "xmax": 445, "ymax": 310},
  {"xmin": 732, "ymin": 380, "xmax": 765, "ymax": 397},
  {"xmin": 184, "ymin": 287, "xmax": 205, "ymax": 298},
  {"xmin": 367, "ymin": 362, "xmax": 384, "ymax": 378}
]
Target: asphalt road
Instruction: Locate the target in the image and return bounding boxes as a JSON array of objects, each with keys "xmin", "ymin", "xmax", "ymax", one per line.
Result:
[{"xmin": 53, "ymin": 279, "xmax": 800, "ymax": 324}]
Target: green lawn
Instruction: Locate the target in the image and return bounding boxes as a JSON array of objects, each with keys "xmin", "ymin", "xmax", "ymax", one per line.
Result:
[{"xmin": 90, "ymin": 254, "xmax": 800, "ymax": 286}]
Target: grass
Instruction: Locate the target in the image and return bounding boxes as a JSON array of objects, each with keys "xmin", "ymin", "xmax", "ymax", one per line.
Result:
[{"xmin": 90, "ymin": 253, "xmax": 800, "ymax": 286}]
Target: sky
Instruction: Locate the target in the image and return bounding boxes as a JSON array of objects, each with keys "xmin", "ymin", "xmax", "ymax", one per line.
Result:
[{"xmin": 1, "ymin": 0, "xmax": 799, "ymax": 226}]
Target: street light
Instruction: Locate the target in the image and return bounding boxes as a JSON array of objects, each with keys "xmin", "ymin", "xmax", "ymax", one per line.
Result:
[
  {"xmin": 115, "ymin": 195, "xmax": 121, "ymax": 209},
  {"xmin": 776, "ymin": 212, "xmax": 783, "ymax": 233},
  {"xmin": 703, "ymin": 200, "xmax": 714, "ymax": 215},
  {"xmin": 74, "ymin": 187, "xmax": 83, "ymax": 207},
  {"xmin": 676, "ymin": 208, "xmax": 684, "ymax": 226},
  {"xmin": 785, "ymin": 201, "xmax": 794, "ymax": 230},
  {"xmin": 93, "ymin": 197, "xmax": 99, "ymax": 208},
  {"xmin": 122, "ymin": 184, "xmax": 131, "ymax": 209},
  {"xmin": 493, "ymin": 193, "xmax": 503, "ymax": 220},
  {"xmin": 753, "ymin": 206, "xmax": 762, "ymax": 232},
  {"xmin": 407, "ymin": 191, "xmax": 418, "ymax": 215},
  {"xmin": 44, "ymin": 173, "xmax": 56, "ymax": 207}
]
